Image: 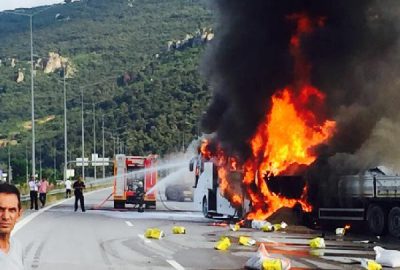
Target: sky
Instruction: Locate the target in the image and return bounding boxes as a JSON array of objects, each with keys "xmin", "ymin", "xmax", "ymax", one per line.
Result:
[{"xmin": 0, "ymin": 0, "xmax": 65, "ymax": 12}]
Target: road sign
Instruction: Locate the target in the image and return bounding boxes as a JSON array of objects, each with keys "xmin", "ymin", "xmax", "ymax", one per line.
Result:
[
  {"xmin": 91, "ymin": 153, "xmax": 110, "ymax": 166},
  {"xmin": 75, "ymin": 157, "xmax": 89, "ymax": 167},
  {"xmin": 66, "ymin": 169, "xmax": 75, "ymax": 179}
]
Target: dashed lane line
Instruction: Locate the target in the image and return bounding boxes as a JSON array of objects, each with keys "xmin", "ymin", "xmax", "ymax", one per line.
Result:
[
  {"xmin": 137, "ymin": 234, "xmax": 151, "ymax": 244},
  {"xmin": 125, "ymin": 221, "xmax": 133, "ymax": 227},
  {"xmin": 166, "ymin": 259, "xmax": 185, "ymax": 270},
  {"xmin": 135, "ymin": 233, "xmax": 184, "ymax": 270}
]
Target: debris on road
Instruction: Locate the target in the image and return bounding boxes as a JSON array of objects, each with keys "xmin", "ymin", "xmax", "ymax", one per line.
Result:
[
  {"xmin": 336, "ymin": 224, "xmax": 350, "ymax": 236},
  {"xmin": 230, "ymin": 223, "xmax": 240, "ymax": 231},
  {"xmin": 361, "ymin": 259, "xmax": 382, "ymax": 270},
  {"xmin": 309, "ymin": 237, "xmax": 325, "ymax": 248},
  {"xmin": 273, "ymin": 222, "xmax": 288, "ymax": 231},
  {"xmin": 261, "ymin": 223, "xmax": 274, "ymax": 232},
  {"xmin": 172, "ymin": 226, "xmax": 186, "ymax": 234},
  {"xmin": 215, "ymin": 236, "xmax": 231, "ymax": 250},
  {"xmin": 239, "ymin": 236, "xmax": 256, "ymax": 246},
  {"xmin": 245, "ymin": 243, "xmax": 291, "ymax": 270},
  {"xmin": 260, "ymin": 221, "xmax": 287, "ymax": 232},
  {"xmin": 144, "ymin": 228, "xmax": 165, "ymax": 239},
  {"xmin": 374, "ymin": 246, "xmax": 400, "ymax": 267},
  {"xmin": 252, "ymin": 220, "xmax": 271, "ymax": 230},
  {"xmin": 335, "ymin": 227, "xmax": 346, "ymax": 236}
]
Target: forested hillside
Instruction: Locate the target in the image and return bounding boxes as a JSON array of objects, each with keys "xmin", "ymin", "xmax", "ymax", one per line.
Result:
[{"xmin": 0, "ymin": 0, "xmax": 214, "ymax": 183}]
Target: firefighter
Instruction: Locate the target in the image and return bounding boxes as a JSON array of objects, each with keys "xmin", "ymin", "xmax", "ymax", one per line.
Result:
[
  {"xmin": 73, "ymin": 177, "xmax": 86, "ymax": 212},
  {"xmin": 136, "ymin": 181, "xmax": 145, "ymax": 212}
]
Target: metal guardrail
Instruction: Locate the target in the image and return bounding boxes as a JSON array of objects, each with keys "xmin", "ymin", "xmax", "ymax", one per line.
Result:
[
  {"xmin": 20, "ymin": 180, "xmax": 113, "ymax": 202},
  {"xmin": 21, "ymin": 188, "xmax": 64, "ymax": 202}
]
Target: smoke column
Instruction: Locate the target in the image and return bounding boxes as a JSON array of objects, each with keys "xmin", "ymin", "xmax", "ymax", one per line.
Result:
[{"xmin": 201, "ymin": 0, "xmax": 400, "ymax": 172}]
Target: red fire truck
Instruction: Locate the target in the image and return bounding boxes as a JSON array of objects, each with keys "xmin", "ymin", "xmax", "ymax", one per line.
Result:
[{"xmin": 113, "ymin": 154, "xmax": 157, "ymax": 209}]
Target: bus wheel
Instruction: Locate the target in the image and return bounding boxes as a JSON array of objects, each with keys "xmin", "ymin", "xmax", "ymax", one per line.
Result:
[
  {"xmin": 388, "ymin": 207, "xmax": 400, "ymax": 238},
  {"xmin": 202, "ymin": 197, "xmax": 209, "ymax": 218},
  {"xmin": 367, "ymin": 204, "xmax": 386, "ymax": 236}
]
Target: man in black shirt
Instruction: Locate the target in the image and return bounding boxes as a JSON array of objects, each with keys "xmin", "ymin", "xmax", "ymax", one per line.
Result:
[{"xmin": 73, "ymin": 177, "xmax": 86, "ymax": 212}]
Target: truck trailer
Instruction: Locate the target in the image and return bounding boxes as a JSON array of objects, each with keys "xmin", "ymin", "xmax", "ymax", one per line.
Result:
[{"xmin": 312, "ymin": 166, "xmax": 400, "ymax": 237}]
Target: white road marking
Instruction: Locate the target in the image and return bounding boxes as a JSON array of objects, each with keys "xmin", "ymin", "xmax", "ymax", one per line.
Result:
[
  {"xmin": 125, "ymin": 221, "xmax": 133, "ymax": 227},
  {"xmin": 166, "ymin": 259, "xmax": 185, "ymax": 270},
  {"xmin": 138, "ymin": 234, "xmax": 151, "ymax": 243},
  {"xmin": 12, "ymin": 187, "xmax": 112, "ymax": 236}
]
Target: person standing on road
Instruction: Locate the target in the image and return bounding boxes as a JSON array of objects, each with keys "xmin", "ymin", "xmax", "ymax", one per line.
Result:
[
  {"xmin": 65, "ymin": 178, "xmax": 72, "ymax": 198},
  {"xmin": 135, "ymin": 181, "xmax": 145, "ymax": 212},
  {"xmin": 73, "ymin": 177, "xmax": 86, "ymax": 212},
  {"xmin": 28, "ymin": 177, "xmax": 38, "ymax": 210},
  {"xmin": 0, "ymin": 183, "xmax": 24, "ymax": 269},
  {"xmin": 38, "ymin": 178, "xmax": 49, "ymax": 208}
]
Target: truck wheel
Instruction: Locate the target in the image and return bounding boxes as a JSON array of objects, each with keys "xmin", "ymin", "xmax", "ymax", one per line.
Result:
[
  {"xmin": 367, "ymin": 204, "xmax": 386, "ymax": 235},
  {"xmin": 202, "ymin": 197, "xmax": 209, "ymax": 218},
  {"xmin": 388, "ymin": 207, "xmax": 400, "ymax": 238}
]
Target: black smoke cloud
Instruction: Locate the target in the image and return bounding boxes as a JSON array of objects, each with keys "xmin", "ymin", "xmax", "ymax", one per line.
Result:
[{"xmin": 201, "ymin": 0, "xmax": 400, "ymax": 172}]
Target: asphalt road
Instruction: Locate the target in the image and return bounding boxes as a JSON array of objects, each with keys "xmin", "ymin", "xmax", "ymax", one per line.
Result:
[{"xmin": 12, "ymin": 188, "xmax": 400, "ymax": 270}]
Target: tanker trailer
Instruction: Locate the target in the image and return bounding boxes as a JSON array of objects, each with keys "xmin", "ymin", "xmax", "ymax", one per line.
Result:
[{"xmin": 311, "ymin": 166, "xmax": 400, "ymax": 237}]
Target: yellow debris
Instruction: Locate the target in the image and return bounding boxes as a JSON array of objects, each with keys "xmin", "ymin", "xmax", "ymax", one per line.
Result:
[
  {"xmin": 273, "ymin": 224, "xmax": 282, "ymax": 231},
  {"xmin": 172, "ymin": 226, "xmax": 186, "ymax": 234},
  {"xmin": 273, "ymin": 222, "xmax": 288, "ymax": 231},
  {"xmin": 361, "ymin": 259, "xmax": 382, "ymax": 270},
  {"xmin": 309, "ymin": 237, "xmax": 325, "ymax": 249},
  {"xmin": 144, "ymin": 228, "xmax": 165, "ymax": 239},
  {"xmin": 238, "ymin": 236, "xmax": 256, "ymax": 246},
  {"xmin": 367, "ymin": 260, "xmax": 382, "ymax": 270},
  {"xmin": 215, "ymin": 236, "xmax": 231, "ymax": 250},
  {"xmin": 262, "ymin": 258, "xmax": 283, "ymax": 270},
  {"xmin": 230, "ymin": 224, "xmax": 240, "ymax": 231},
  {"xmin": 261, "ymin": 223, "xmax": 274, "ymax": 232},
  {"xmin": 309, "ymin": 249, "xmax": 325, "ymax": 257}
]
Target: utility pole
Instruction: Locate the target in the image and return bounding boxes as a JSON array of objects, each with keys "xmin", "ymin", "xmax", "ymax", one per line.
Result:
[
  {"xmin": 30, "ymin": 15, "xmax": 36, "ymax": 182},
  {"xmin": 113, "ymin": 135, "xmax": 116, "ymax": 157},
  {"xmin": 54, "ymin": 144, "xmax": 57, "ymax": 182},
  {"xmin": 8, "ymin": 145, "xmax": 12, "ymax": 184},
  {"xmin": 102, "ymin": 115, "xmax": 105, "ymax": 179},
  {"xmin": 81, "ymin": 87, "xmax": 85, "ymax": 180},
  {"xmin": 63, "ymin": 66, "xmax": 67, "ymax": 182},
  {"xmin": 26, "ymin": 144, "xmax": 29, "ymax": 183},
  {"xmin": 4, "ymin": 6, "xmax": 56, "ymax": 182},
  {"xmin": 39, "ymin": 146, "xmax": 42, "ymax": 180},
  {"xmin": 93, "ymin": 103, "xmax": 96, "ymax": 182}
]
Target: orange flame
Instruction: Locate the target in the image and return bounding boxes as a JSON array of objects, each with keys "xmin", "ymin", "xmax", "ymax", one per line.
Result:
[
  {"xmin": 253, "ymin": 87, "xmax": 335, "ymax": 177},
  {"xmin": 200, "ymin": 13, "xmax": 336, "ymax": 221}
]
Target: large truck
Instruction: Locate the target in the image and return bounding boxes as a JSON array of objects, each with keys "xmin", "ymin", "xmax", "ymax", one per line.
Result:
[
  {"xmin": 113, "ymin": 154, "xmax": 157, "ymax": 209},
  {"xmin": 312, "ymin": 166, "xmax": 400, "ymax": 238},
  {"xmin": 190, "ymin": 156, "xmax": 249, "ymax": 218}
]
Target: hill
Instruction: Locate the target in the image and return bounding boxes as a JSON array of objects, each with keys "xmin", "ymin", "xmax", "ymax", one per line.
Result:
[{"xmin": 0, "ymin": 0, "xmax": 214, "ymax": 183}]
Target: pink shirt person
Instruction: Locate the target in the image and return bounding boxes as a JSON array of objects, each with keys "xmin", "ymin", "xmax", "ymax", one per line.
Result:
[{"xmin": 38, "ymin": 179, "xmax": 49, "ymax": 193}]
